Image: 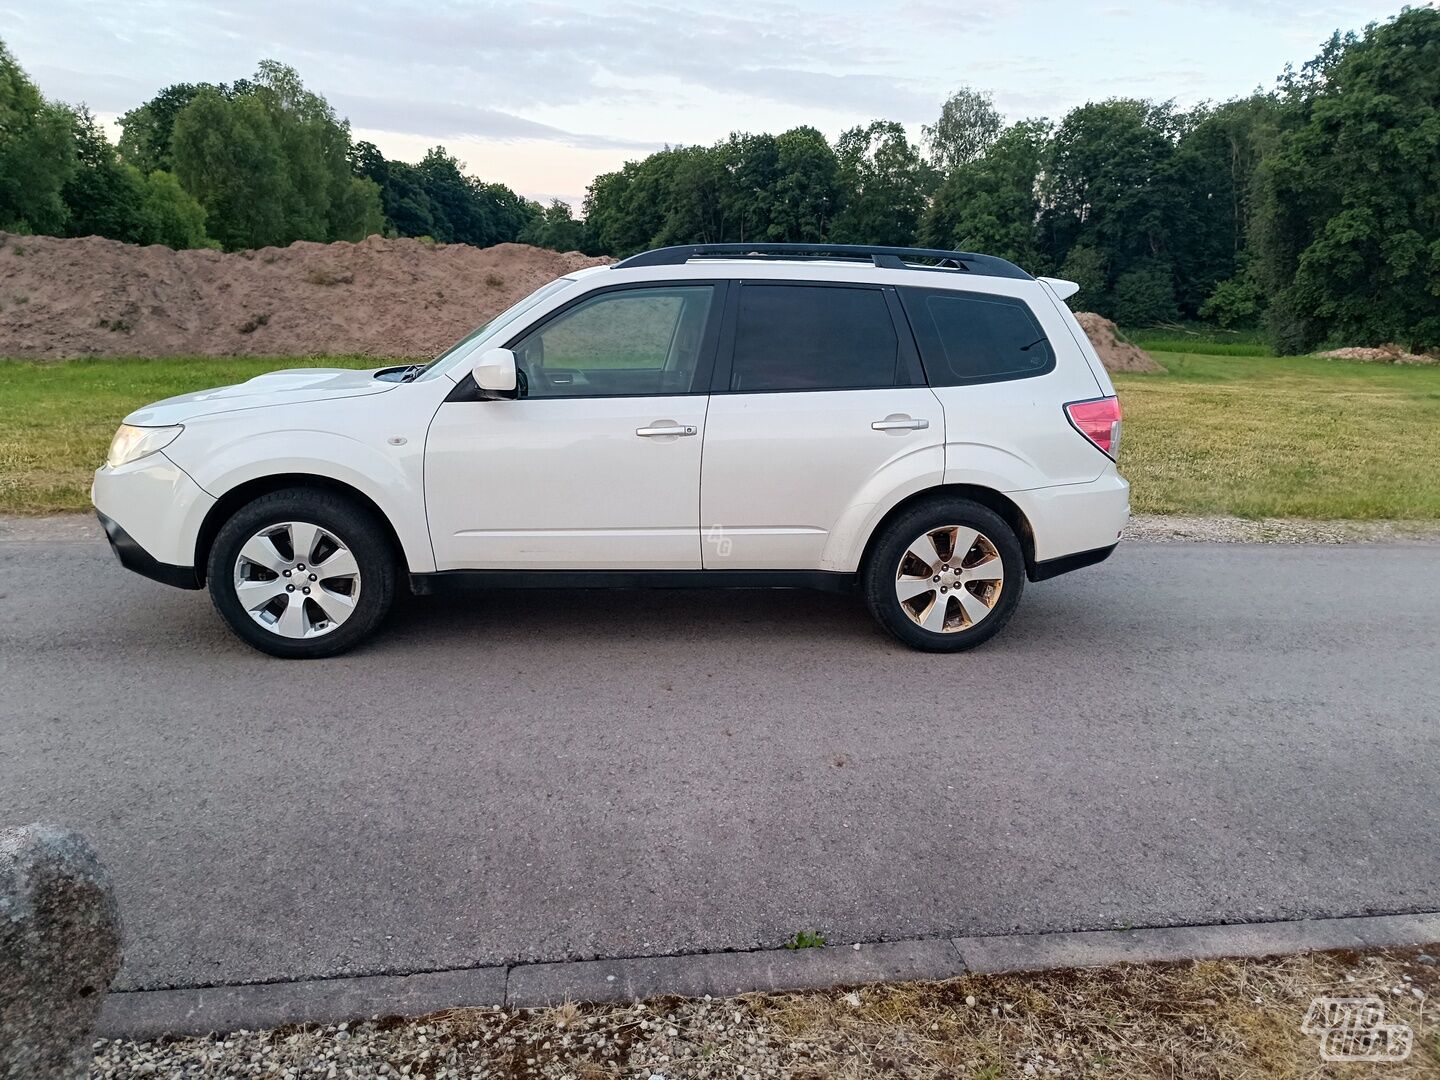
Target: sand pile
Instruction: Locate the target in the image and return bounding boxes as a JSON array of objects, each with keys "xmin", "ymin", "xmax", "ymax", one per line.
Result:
[
  {"xmin": 1314, "ymin": 344, "xmax": 1438, "ymax": 365},
  {"xmin": 0, "ymin": 233, "xmax": 1168, "ymax": 370},
  {"xmin": 0, "ymin": 233, "xmax": 607, "ymax": 359},
  {"xmin": 1072, "ymin": 312, "xmax": 1161, "ymax": 373}
]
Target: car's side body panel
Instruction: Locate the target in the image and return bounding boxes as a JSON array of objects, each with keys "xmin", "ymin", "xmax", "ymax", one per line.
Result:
[
  {"xmin": 425, "ymin": 394, "xmax": 709, "ymax": 570},
  {"xmin": 701, "ymin": 387, "xmax": 945, "ymax": 570}
]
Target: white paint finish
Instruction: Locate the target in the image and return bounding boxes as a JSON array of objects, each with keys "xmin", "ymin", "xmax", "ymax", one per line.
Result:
[
  {"xmin": 700, "ymin": 389, "xmax": 944, "ymax": 570},
  {"xmin": 157, "ymin": 378, "xmax": 446, "ymax": 574},
  {"xmin": 91, "ymin": 452, "xmax": 215, "ymax": 568},
  {"xmin": 425, "ymin": 396, "xmax": 708, "ymax": 569},
  {"xmin": 1010, "ymin": 468, "xmax": 1131, "ymax": 562}
]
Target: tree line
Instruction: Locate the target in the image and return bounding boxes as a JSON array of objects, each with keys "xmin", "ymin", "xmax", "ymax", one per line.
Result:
[{"xmin": 1, "ymin": 6, "xmax": 1436, "ymax": 351}]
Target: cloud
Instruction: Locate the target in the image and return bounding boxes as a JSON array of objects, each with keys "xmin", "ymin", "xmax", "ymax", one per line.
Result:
[{"xmin": 330, "ymin": 93, "xmax": 661, "ymax": 151}]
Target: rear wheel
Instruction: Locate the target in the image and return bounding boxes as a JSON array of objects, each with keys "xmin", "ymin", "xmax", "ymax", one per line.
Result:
[
  {"xmin": 863, "ymin": 497, "xmax": 1024, "ymax": 652},
  {"xmin": 207, "ymin": 488, "xmax": 395, "ymax": 658}
]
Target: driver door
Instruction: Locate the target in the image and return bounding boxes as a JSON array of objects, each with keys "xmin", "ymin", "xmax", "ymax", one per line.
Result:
[{"xmin": 424, "ymin": 282, "xmax": 723, "ymax": 570}]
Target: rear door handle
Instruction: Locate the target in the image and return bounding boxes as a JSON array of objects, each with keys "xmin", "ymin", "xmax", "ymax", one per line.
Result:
[
  {"xmin": 871, "ymin": 417, "xmax": 929, "ymax": 431},
  {"xmin": 636, "ymin": 424, "xmax": 697, "ymax": 437}
]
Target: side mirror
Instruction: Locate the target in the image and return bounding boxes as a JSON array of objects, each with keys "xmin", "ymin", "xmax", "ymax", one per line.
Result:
[{"xmin": 471, "ymin": 348, "xmax": 517, "ymax": 398}]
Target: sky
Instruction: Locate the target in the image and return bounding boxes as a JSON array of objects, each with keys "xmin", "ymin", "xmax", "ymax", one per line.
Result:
[{"xmin": 0, "ymin": 0, "xmax": 1419, "ymax": 207}]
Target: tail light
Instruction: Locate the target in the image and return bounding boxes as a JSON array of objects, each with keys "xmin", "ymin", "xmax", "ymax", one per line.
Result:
[{"xmin": 1065, "ymin": 396, "xmax": 1122, "ymax": 458}]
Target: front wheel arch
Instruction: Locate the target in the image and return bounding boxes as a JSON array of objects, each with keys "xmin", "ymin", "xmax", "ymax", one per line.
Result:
[
  {"xmin": 194, "ymin": 474, "xmax": 406, "ymax": 586},
  {"xmin": 859, "ymin": 484, "xmax": 1037, "ymax": 582}
]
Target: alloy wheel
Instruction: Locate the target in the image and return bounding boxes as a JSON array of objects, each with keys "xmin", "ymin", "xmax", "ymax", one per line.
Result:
[
  {"xmin": 894, "ymin": 524, "xmax": 1005, "ymax": 633},
  {"xmin": 232, "ymin": 521, "xmax": 362, "ymax": 639}
]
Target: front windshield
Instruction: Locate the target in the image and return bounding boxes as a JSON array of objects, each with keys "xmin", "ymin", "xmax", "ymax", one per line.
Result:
[{"xmin": 409, "ymin": 277, "xmax": 578, "ymax": 381}]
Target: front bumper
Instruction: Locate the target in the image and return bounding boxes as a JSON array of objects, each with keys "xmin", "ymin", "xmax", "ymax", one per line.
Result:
[
  {"xmin": 92, "ymin": 451, "xmax": 214, "ymax": 590},
  {"xmin": 96, "ymin": 511, "xmax": 201, "ymax": 589}
]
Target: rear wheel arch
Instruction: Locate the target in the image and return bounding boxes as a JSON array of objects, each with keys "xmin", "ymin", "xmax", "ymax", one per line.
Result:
[
  {"xmin": 194, "ymin": 474, "xmax": 407, "ymax": 585},
  {"xmin": 860, "ymin": 484, "xmax": 1036, "ymax": 580}
]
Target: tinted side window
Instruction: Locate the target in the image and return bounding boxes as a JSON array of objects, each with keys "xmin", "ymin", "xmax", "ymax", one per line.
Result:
[
  {"xmin": 900, "ymin": 288, "xmax": 1055, "ymax": 385},
  {"xmin": 510, "ymin": 286, "xmax": 714, "ymax": 397},
  {"xmin": 729, "ymin": 285, "xmax": 898, "ymax": 392}
]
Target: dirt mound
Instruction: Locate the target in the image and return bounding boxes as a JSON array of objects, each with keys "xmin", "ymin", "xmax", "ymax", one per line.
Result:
[
  {"xmin": 1314, "ymin": 344, "xmax": 1438, "ymax": 365},
  {"xmin": 1072, "ymin": 312, "xmax": 1162, "ymax": 373},
  {"xmin": 0, "ymin": 232, "xmax": 608, "ymax": 359}
]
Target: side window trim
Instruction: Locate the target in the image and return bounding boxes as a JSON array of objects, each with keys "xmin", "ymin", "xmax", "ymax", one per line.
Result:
[
  {"xmin": 710, "ymin": 280, "xmax": 910, "ymax": 395},
  {"xmin": 496, "ymin": 279, "xmax": 728, "ymax": 400}
]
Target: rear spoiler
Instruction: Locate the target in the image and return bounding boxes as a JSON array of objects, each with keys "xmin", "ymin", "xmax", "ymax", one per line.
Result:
[{"xmin": 1039, "ymin": 276, "xmax": 1081, "ymax": 301}]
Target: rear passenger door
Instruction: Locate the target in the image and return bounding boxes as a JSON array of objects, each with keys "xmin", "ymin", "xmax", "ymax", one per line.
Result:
[{"xmin": 699, "ymin": 282, "xmax": 945, "ymax": 571}]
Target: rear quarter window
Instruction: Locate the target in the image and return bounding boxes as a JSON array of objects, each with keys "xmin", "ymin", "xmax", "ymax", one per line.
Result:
[{"xmin": 899, "ymin": 288, "xmax": 1055, "ymax": 385}]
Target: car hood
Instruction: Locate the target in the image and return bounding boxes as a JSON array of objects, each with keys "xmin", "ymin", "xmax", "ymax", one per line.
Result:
[{"xmin": 124, "ymin": 367, "xmax": 399, "ymax": 425}]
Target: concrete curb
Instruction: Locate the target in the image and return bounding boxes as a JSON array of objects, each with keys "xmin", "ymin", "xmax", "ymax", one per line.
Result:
[{"xmin": 97, "ymin": 911, "xmax": 1440, "ymax": 1040}]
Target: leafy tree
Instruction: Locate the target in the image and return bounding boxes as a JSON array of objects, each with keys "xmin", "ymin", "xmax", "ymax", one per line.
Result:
[
  {"xmin": 0, "ymin": 39, "xmax": 75, "ymax": 233},
  {"xmin": 118, "ymin": 83, "xmax": 207, "ymax": 174},
  {"xmin": 830, "ymin": 120, "xmax": 927, "ymax": 246},
  {"xmin": 1165, "ymin": 96, "xmax": 1277, "ymax": 316},
  {"xmin": 169, "ymin": 62, "xmax": 381, "ymax": 250},
  {"xmin": 171, "ymin": 86, "xmax": 289, "ymax": 249},
  {"xmin": 1113, "ymin": 259, "xmax": 1180, "ymax": 325},
  {"xmin": 1040, "ymin": 99, "xmax": 1181, "ymax": 316},
  {"xmin": 1058, "ymin": 245, "xmax": 1109, "ymax": 313},
  {"xmin": 923, "ymin": 86, "xmax": 1003, "ymax": 173},
  {"xmin": 135, "ymin": 169, "xmax": 210, "ymax": 248},
  {"xmin": 1199, "ymin": 268, "xmax": 1264, "ymax": 328},
  {"xmin": 518, "ymin": 198, "xmax": 591, "ymax": 252},
  {"xmin": 1253, "ymin": 8, "xmax": 1440, "ymax": 351},
  {"xmin": 770, "ymin": 126, "xmax": 839, "ymax": 242},
  {"xmin": 59, "ymin": 106, "xmax": 210, "ymax": 247},
  {"xmin": 921, "ymin": 119, "xmax": 1049, "ymax": 269}
]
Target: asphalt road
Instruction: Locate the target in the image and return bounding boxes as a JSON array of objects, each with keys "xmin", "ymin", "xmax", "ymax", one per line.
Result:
[{"xmin": 2, "ymin": 520, "xmax": 1437, "ymax": 992}]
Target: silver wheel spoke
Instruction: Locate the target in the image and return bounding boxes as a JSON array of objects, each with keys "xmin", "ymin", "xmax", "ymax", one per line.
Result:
[
  {"xmin": 235, "ymin": 577, "xmax": 289, "ymax": 610},
  {"xmin": 288, "ymin": 522, "xmax": 323, "ymax": 565},
  {"xmin": 947, "ymin": 527, "xmax": 979, "ymax": 561},
  {"xmin": 905, "ymin": 532, "xmax": 942, "ymax": 571},
  {"xmin": 239, "ymin": 534, "xmax": 288, "ymax": 574},
  {"xmin": 895, "ymin": 577, "xmax": 936, "ymax": 602},
  {"xmin": 312, "ymin": 586, "xmax": 357, "ymax": 626},
  {"xmin": 275, "ymin": 594, "xmax": 309, "ymax": 637},
  {"xmin": 921, "ymin": 593, "xmax": 952, "ymax": 632},
  {"xmin": 958, "ymin": 587, "xmax": 992, "ymax": 627},
  {"xmin": 964, "ymin": 555, "xmax": 1003, "ymax": 582},
  {"xmin": 315, "ymin": 546, "xmax": 359, "ymax": 581}
]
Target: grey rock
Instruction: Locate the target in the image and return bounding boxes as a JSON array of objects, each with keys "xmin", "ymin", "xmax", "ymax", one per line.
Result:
[{"xmin": 1, "ymin": 824, "xmax": 122, "ymax": 1080}]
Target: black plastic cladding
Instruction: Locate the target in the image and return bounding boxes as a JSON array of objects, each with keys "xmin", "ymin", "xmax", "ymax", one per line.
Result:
[{"xmin": 612, "ymin": 243, "xmax": 1033, "ymax": 281}]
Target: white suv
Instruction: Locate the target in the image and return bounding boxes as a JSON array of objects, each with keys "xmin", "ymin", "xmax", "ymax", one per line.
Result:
[{"xmin": 92, "ymin": 243, "xmax": 1128, "ymax": 659}]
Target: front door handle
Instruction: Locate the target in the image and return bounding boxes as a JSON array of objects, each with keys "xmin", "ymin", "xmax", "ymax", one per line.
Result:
[
  {"xmin": 636, "ymin": 424, "xmax": 697, "ymax": 438},
  {"xmin": 872, "ymin": 416, "xmax": 929, "ymax": 431}
]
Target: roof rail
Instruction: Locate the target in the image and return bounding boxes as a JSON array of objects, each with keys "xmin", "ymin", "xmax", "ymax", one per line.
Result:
[{"xmin": 611, "ymin": 243, "xmax": 1033, "ymax": 280}]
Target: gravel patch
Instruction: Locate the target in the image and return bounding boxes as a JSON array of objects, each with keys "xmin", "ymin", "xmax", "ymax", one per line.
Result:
[
  {"xmin": 1125, "ymin": 514, "xmax": 1440, "ymax": 544},
  {"xmin": 89, "ymin": 949, "xmax": 1439, "ymax": 1079}
]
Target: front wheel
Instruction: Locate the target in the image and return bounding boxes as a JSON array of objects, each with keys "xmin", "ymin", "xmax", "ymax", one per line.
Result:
[
  {"xmin": 863, "ymin": 497, "xmax": 1024, "ymax": 652},
  {"xmin": 207, "ymin": 488, "xmax": 396, "ymax": 659}
]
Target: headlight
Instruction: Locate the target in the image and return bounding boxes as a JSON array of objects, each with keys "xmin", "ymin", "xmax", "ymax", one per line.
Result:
[{"xmin": 105, "ymin": 424, "xmax": 183, "ymax": 469}]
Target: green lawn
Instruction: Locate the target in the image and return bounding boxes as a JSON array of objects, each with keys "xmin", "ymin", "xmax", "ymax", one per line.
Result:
[
  {"xmin": 2, "ymin": 350, "xmax": 1438, "ymax": 519},
  {"xmin": 1117, "ymin": 351, "xmax": 1440, "ymax": 518}
]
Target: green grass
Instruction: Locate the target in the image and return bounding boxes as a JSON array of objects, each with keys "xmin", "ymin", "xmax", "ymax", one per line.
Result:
[
  {"xmin": 2, "ymin": 348, "xmax": 1438, "ymax": 520},
  {"xmin": 1116, "ymin": 350, "xmax": 1440, "ymax": 518}
]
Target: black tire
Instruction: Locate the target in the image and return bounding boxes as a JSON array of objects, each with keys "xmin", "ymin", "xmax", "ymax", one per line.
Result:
[
  {"xmin": 207, "ymin": 487, "xmax": 396, "ymax": 659},
  {"xmin": 863, "ymin": 496, "xmax": 1024, "ymax": 652}
]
